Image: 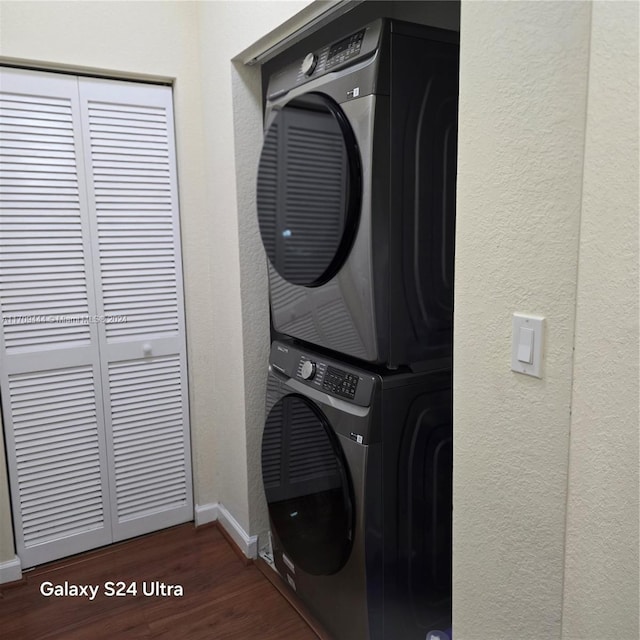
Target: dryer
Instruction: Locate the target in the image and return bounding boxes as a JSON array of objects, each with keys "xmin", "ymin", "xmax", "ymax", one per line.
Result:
[
  {"xmin": 257, "ymin": 19, "xmax": 459, "ymax": 369},
  {"xmin": 261, "ymin": 340, "xmax": 453, "ymax": 640}
]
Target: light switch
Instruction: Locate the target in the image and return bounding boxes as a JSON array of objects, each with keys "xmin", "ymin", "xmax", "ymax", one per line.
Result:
[
  {"xmin": 517, "ymin": 327, "xmax": 534, "ymax": 363},
  {"xmin": 511, "ymin": 313, "xmax": 544, "ymax": 378}
]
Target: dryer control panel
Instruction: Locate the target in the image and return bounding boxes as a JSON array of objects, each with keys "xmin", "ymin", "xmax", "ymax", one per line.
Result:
[
  {"xmin": 266, "ymin": 20, "xmax": 383, "ymax": 100},
  {"xmin": 270, "ymin": 341, "xmax": 376, "ymax": 407}
]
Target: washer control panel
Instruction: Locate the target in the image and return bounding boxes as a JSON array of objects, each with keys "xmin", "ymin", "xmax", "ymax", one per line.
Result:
[
  {"xmin": 272, "ymin": 342, "xmax": 375, "ymax": 407},
  {"xmin": 296, "ymin": 356, "xmax": 365, "ymax": 403}
]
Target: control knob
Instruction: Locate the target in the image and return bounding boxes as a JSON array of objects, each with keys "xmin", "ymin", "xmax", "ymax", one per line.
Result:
[
  {"xmin": 301, "ymin": 53, "xmax": 317, "ymax": 76},
  {"xmin": 301, "ymin": 360, "xmax": 317, "ymax": 380}
]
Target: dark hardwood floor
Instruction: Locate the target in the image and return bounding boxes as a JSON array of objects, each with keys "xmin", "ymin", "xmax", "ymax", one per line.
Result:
[{"xmin": 0, "ymin": 523, "xmax": 318, "ymax": 640}]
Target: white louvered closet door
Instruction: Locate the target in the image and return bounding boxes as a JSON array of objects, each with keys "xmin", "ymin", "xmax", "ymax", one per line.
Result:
[
  {"xmin": 78, "ymin": 78, "xmax": 192, "ymax": 542},
  {"xmin": 0, "ymin": 68, "xmax": 192, "ymax": 567},
  {"xmin": 0, "ymin": 68, "xmax": 113, "ymax": 566}
]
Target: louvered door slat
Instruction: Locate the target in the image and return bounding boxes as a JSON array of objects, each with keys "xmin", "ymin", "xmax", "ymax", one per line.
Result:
[
  {"xmin": 114, "ymin": 432, "xmax": 183, "ymax": 453},
  {"xmin": 112, "ymin": 417, "xmax": 183, "ymax": 436}
]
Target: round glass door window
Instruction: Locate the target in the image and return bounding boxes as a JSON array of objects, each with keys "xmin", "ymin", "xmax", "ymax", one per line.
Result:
[
  {"xmin": 256, "ymin": 93, "xmax": 362, "ymax": 287},
  {"xmin": 261, "ymin": 394, "xmax": 354, "ymax": 575}
]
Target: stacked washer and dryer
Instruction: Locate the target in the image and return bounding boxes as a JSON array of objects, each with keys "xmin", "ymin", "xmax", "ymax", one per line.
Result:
[{"xmin": 256, "ymin": 18, "xmax": 459, "ymax": 640}]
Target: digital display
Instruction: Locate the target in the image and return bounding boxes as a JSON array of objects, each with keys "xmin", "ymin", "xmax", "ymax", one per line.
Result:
[{"xmin": 326, "ymin": 30, "xmax": 365, "ymax": 69}]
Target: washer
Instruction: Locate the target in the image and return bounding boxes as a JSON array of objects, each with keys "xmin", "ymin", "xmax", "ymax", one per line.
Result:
[
  {"xmin": 261, "ymin": 340, "xmax": 453, "ymax": 640},
  {"xmin": 257, "ymin": 19, "xmax": 459, "ymax": 369}
]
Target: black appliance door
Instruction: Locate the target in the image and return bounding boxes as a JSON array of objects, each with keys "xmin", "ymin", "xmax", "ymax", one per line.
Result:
[
  {"xmin": 261, "ymin": 393, "xmax": 354, "ymax": 575},
  {"xmin": 256, "ymin": 93, "xmax": 362, "ymax": 287}
]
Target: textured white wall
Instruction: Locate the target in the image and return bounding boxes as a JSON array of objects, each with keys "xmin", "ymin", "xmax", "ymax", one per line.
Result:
[
  {"xmin": 230, "ymin": 60, "xmax": 274, "ymax": 539},
  {"xmin": 453, "ymin": 2, "xmax": 592, "ymax": 638},
  {"xmin": 562, "ymin": 2, "xmax": 640, "ymax": 638}
]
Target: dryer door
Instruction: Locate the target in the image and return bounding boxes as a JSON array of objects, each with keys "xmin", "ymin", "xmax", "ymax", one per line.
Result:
[
  {"xmin": 257, "ymin": 93, "xmax": 361, "ymax": 287},
  {"xmin": 261, "ymin": 393, "xmax": 354, "ymax": 576}
]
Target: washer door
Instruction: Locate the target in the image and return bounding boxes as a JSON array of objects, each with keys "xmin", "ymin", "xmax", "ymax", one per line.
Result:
[
  {"xmin": 261, "ymin": 394, "xmax": 354, "ymax": 576},
  {"xmin": 256, "ymin": 93, "xmax": 362, "ymax": 287}
]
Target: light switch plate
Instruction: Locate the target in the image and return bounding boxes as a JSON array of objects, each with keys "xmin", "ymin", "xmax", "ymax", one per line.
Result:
[{"xmin": 511, "ymin": 313, "xmax": 545, "ymax": 378}]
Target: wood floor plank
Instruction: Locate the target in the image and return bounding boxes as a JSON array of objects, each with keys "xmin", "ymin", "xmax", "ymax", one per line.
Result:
[{"xmin": 0, "ymin": 523, "xmax": 318, "ymax": 640}]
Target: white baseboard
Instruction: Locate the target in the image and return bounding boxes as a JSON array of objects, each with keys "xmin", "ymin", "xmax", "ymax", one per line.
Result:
[
  {"xmin": 194, "ymin": 502, "xmax": 258, "ymax": 559},
  {"xmin": 0, "ymin": 555, "xmax": 22, "ymax": 584},
  {"xmin": 194, "ymin": 502, "xmax": 219, "ymax": 526}
]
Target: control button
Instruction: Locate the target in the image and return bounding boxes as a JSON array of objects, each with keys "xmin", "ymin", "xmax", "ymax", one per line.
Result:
[
  {"xmin": 301, "ymin": 53, "xmax": 317, "ymax": 76},
  {"xmin": 301, "ymin": 360, "xmax": 317, "ymax": 380},
  {"xmin": 322, "ymin": 365, "xmax": 359, "ymax": 399}
]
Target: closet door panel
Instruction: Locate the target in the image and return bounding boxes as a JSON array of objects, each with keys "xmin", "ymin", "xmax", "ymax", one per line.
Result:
[
  {"xmin": 78, "ymin": 77, "xmax": 192, "ymax": 541},
  {"xmin": 0, "ymin": 70, "xmax": 95, "ymax": 353},
  {"xmin": 0, "ymin": 68, "xmax": 112, "ymax": 567},
  {"xmin": 5, "ymin": 364, "xmax": 111, "ymax": 566}
]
